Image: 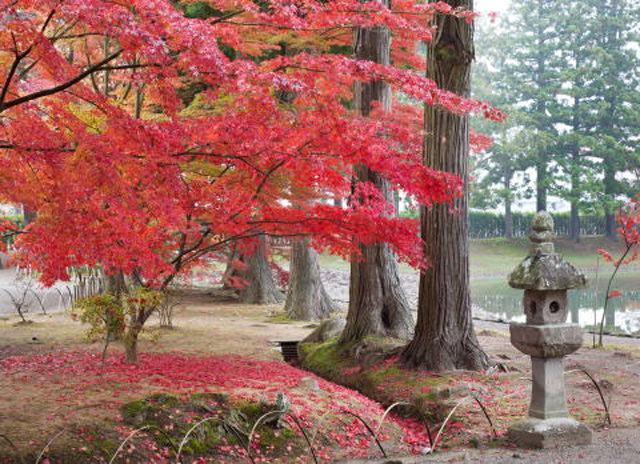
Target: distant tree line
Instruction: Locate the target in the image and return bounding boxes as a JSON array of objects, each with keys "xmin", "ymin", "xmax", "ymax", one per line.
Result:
[{"xmin": 471, "ymin": 0, "xmax": 640, "ymax": 242}]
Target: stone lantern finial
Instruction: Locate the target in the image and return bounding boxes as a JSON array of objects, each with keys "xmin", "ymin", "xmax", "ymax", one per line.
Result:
[
  {"xmin": 507, "ymin": 211, "xmax": 592, "ymax": 448},
  {"xmin": 529, "ymin": 211, "xmax": 555, "ymax": 255}
]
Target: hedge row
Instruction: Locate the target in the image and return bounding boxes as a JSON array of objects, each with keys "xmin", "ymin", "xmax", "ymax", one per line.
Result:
[{"xmin": 469, "ymin": 211, "xmax": 605, "ymax": 238}]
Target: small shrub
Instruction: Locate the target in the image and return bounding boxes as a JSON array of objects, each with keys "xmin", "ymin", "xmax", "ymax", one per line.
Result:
[
  {"xmin": 71, "ymin": 294, "xmax": 126, "ymax": 343},
  {"xmin": 72, "ymin": 288, "xmax": 166, "ymax": 365}
]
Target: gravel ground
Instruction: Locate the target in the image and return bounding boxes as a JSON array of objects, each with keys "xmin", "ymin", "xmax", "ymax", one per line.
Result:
[
  {"xmin": 338, "ymin": 427, "xmax": 640, "ymax": 463},
  {"xmin": 321, "ymin": 267, "xmax": 419, "ymax": 307}
]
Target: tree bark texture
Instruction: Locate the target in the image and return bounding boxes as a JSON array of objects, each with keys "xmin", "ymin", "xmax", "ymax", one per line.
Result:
[
  {"xmin": 23, "ymin": 205, "xmax": 37, "ymax": 227},
  {"xmin": 239, "ymin": 235, "xmax": 284, "ymax": 304},
  {"xmin": 124, "ymin": 322, "xmax": 142, "ymax": 363},
  {"xmin": 536, "ymin": 162, "xmax": 547, "ymax": 212},
  {"xmin": 285, "ymin": 239, "xmax": 337, "ymax": 320},
  {"xmin": 123, "ymin": 302, "xmax": 157, "ymax": 364},
  {"xmin": 222, "ymin": 244, "xmax": 240, "ymax": 290},
  {"xmin": 340, "ymin": 2, "xmax": 414, "ymax": 344},
  {"xmin": 402, "ymin": 0, "xmax": 488, "ymax": 371}
]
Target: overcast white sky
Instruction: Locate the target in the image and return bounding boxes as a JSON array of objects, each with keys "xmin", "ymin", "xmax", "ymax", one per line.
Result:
[{"xmin": 476, "ymin": 0, "xmax": 511, "ymax": 14}]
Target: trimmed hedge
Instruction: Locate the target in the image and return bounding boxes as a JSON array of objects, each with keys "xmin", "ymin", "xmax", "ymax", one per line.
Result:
[
  {"xmin": 401, "ymin": 209, "xmax": 605, "ymax": 238},
  {"xmin": 468, "ymin": 211, "xmax": 605, "ymax": 238}
]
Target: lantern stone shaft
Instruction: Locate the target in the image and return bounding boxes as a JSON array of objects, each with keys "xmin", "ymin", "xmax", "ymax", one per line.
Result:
[{"xmin": 507, "ymin": 211, "xmax": 592, "ymax": 448}]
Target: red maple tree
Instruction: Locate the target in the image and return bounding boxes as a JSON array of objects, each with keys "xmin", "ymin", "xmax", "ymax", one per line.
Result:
[{"xmin": 0, "ymin": 0, "xmax": 503, "ymax": 288}]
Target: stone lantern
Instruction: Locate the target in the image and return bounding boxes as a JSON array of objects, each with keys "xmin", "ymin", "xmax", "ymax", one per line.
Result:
[{"xmin": 507, "ymin": 211, "xmax": 592, "ymax": 448}]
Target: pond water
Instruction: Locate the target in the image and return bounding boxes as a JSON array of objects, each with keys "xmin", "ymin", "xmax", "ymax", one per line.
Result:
[{"xmin": 471, "ymin": 273, "xmax": 640, "ymax": 335}]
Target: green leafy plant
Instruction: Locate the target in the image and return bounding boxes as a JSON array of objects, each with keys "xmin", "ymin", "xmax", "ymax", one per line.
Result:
[
  {"xmin": 71, "ymin": 294, "xmax": 126, "ymax": 343},
  {"xmin": 72, "ymin": 288, "xmax": 166, "ymax": 367},
  {"xmin": 71, "ymin": 294, "xmax": 126, "ymax": 372}
]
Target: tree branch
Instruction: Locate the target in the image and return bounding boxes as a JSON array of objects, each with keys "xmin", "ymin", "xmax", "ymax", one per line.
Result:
[
  {"xmin": 0, "ymin": 34, "xmax": 33, "ymax": 105},
  {"xmin": 210, "ymin": 9, "xmax": 245, "ymax": 24},
  {"xmin": 0, "ymin": 49, "xmax": 123, "ymax": 113}
]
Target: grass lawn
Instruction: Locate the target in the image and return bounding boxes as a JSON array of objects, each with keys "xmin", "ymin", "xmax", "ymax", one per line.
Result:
[{"xmin": 317, "ymin": 236, "xmax": 636, "ymax": 278}]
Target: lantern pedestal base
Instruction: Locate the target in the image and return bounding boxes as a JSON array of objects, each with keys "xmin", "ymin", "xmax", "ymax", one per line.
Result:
[{"xmin": 508, "ymin": 417, "xmax": 592, "ymax": 449}]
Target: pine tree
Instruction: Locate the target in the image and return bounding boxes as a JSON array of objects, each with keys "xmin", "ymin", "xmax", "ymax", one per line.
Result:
[
  {"xmin": 473, "ymin": 0, "xmax": 640, "ymax": 235},
  {"xmin": 552, "ymin": 0, "xmax": 600, "ymax": 242},
  {"xmin": 471, "ymin": 15, "xmax": 535, "ymax": 234},
  {"xmin": 588, "ymin": 0, "xmax": 640, "ymax": 236}
]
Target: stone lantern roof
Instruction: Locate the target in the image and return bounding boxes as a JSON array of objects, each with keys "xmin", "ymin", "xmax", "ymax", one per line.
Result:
[{"xmin": 508, "ymin": 211, "xmax": 587, "ymax": 291}]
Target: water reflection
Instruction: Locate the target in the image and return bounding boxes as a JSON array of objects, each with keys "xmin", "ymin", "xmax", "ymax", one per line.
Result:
[{"xmin": 471, "ymin": 286, "xmax": 640, "ymax": 335}]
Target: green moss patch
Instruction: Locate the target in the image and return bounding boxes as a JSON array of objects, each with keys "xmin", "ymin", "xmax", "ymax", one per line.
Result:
[
  {"xmin": 266, "ymin": 312, "xmax": 295, "ymax": 324},
  {"xmin": 121, "ymin": 392, "xmax": 301, "ymax": 459},
  {"xmin": 300, "ymin": 337, "xmax": 467, "ymax": 422}
]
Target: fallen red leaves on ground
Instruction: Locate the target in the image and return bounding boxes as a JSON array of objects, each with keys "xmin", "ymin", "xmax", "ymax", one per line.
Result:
[{"xmin": 0, "ymin": 350, "xmax": 441, "ymax": 461}]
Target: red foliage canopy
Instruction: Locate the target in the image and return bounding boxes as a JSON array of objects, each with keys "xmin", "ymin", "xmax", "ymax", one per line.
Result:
[{"xmin": 0, "ymin": 0, "xmax": 504, "ymax": 285}]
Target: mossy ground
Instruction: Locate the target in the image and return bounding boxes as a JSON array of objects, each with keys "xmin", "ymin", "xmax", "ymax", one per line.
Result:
[
  {"xmin": 121, "ymin": 392, "xmax": 300, "ymax": 460},
  {"xmin": 300, "ymin": 337, "xmax": 460, "ymax": 422}
]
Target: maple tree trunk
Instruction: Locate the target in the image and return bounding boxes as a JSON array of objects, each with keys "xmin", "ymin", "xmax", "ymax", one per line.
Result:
[
  {"xmin": 104, "ymin": 271, "xmax": 144, "ymax": 364},
  {"xmin": 124, "ymin": 322, "xmax": 142, "ymax": 363},
  {"xmin": 123, "ymin": 304, "xmax": 156, "ymax": 364},
  {"xmin": 402, "ymin": 0, "xmax": 488, "ymax": 371},
  {"xmin": 285, "ymin": 239, "xmax": 337, "ymax": 320},
  {"xmin": 340, "ymin": 4, "xmax": 414, "ymax": 344},
  {"xmin": 239, "ymin": 235, "xmax": 284, "ymax": 304}
]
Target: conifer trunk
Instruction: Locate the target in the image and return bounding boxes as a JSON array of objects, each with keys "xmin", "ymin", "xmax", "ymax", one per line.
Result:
[
  {"xmin": 536, "ymin": 162, "xmax": 547, "ymax": 212},
  {"xmin": 285, "ymin": 239, "xmax": 337, "ymax": 320},
  {"xmin": 222, "ymin": 244, "xmax": 240, "ymax": 290},
  {"xmin": 604, "ymin": 165, "xmax": 616, "ymax": 238},
  {"xmin": 570, "ymin": 203, "xmax": 580, "ymax": 243},
  {"xmin": 340, "ymin": 0, "xmax": 414, "ymax": 344},
  {"xmin": 402, "ymin": 0, "xmax": 488, "ymax": 371},
  {"xmin": 569, "ymin": 70, "xmax": 581, "ymax": 244},
  {"xmin": 23, "ymin": 206, "xmax": 37, "ymax": 227},
  {"xmin": 239, "ymin": 235, "xmax": 284, "ymax": 304}
]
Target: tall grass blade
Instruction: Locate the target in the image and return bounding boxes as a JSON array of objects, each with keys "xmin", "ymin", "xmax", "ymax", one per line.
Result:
[
  {"xmin": 342, "ymin": 410, "xmax": 386, "ymax": 458},
  {"xmin": 286, "ymin": 411, "xmax": 319, "ymax": 464},
  {"xmin": 470, "ymin": 394, "xmax": 497, "ymax": 438},
  {"xmin": 176, "ymin": 417, "xmax": 220, "ymax": 463},
  {"xmin": 108, "ymin": 426, "xmax": 150, "ymax": 464},
  {"xmin": 246, "ymin": 409, "xmax": 286, "ymax": 463},
  {"xmin": 375, "ymin": 401, "xmax": 411, "ymax": 436},
  {"xmin": 0, "ymin": 434, "xmax": 25, "ymax": 464}
]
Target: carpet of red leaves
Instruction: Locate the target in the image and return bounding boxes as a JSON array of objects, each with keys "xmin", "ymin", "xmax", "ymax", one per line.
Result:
[{"xmin": 0, "ymin": 350, "xmax": 437, "ymax": 462}]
